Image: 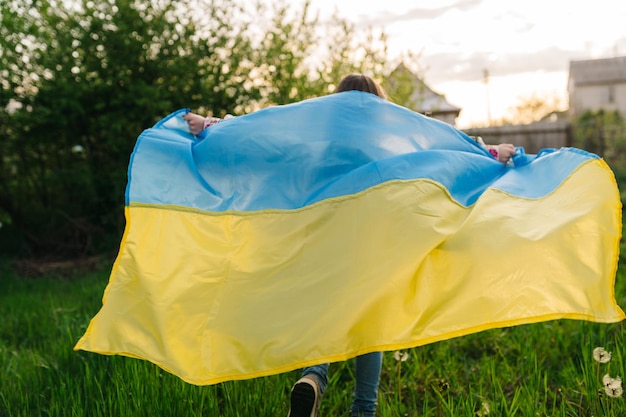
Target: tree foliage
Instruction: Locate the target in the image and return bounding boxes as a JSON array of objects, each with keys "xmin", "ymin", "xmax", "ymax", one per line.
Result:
[
  {"xmin": 314, "ymin": 11, "xmax": 389, "ymax": 95},
  {"xmin": 0, "ymin": 0, "xmax": 391, "ymax": 258},
  {"xmin": 249, "ymin": 0, "xmax": 320, "ymax": 105},
  {"xmin": 247, "ymin": 0, "xmax": 391, "ymax": 104},
  {"xmin": 509, "ymin": 94, "xmax": 564, "ymax": 125},
  {"xmin": 488, "ymin": 93, "xmax": 565, "ymax": 126},
  {"xmin": 573, "ymin": 109, "xmax": 626, "ymax": 166}
]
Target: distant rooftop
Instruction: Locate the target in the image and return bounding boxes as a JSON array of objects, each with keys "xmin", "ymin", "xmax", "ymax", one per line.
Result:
[
  {"xmin": 386, "ymin": 63, "xmax": 461, "ymax": 114},
  {"xmin": 569, "ymin": 56, "xmax": 626, "ymax": 86}
]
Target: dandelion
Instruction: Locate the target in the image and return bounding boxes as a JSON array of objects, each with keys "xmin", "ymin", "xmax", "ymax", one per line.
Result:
[
  {"xmin": 602, "ymin": 374, "xmax": 623, "ymax": 398},
  {"xmin": 435, "ymin": 378, "xmax": 450, "ymax": 392},
  {"xmin": 476, "ymin": 401, "xmax": 490, "ymax": 416},
  {"xmin": 392, "ymin": 351, "xmax": 409, "ymax": 403},
  {"xmin": 592, "ymin": 347, "xmax": 612, "ymax": 363},
  {"xmin": 393, "ymin": 351, "xmax": 409, "ymax": 362}
]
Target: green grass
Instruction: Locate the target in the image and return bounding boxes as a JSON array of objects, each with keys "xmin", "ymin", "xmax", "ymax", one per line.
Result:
[{"xmin": 1, "ymin": 261, "xmax": 624, "ymax": 417}]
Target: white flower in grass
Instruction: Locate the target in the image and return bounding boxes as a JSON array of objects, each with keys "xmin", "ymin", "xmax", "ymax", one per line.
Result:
[
  {"xmin": 593, "ymin": 347, "xmax": 612, "ymax": 363},
  {"xmin": 476, "ymin": 401, "xmax": 490, "ymax": 416},
  {"xmin": 602, "ymin": 374, "xmax": 623, "ymax": 398},
  {"xmin": 393, "ymin": 351, "xmax": 409, "ymax": 362}
]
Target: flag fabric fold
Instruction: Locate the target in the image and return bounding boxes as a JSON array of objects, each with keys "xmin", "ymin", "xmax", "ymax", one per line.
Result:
[{"xmin": 75, "ymin": 91, "xmax": 625, "ymax": 385}]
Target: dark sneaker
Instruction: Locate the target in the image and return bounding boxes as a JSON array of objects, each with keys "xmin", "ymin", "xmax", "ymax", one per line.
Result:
[{"xmin": 287, "ymin": 375, "xmax": 322, "ymax": 417}]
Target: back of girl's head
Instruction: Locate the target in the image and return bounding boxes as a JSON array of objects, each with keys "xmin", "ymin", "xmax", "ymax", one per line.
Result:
[{"xmin": 336, "ymin": 74, "xmax": 386, "ymax": 99}]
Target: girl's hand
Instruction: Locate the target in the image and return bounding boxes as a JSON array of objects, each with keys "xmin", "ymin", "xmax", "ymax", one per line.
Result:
[
  {"xmin": 182, "ymin": 112, "xmax": 206, "ymax": 135},
  {"xmin": 496, "ymin": 143, "xmax": 516, "ymax": 163}
]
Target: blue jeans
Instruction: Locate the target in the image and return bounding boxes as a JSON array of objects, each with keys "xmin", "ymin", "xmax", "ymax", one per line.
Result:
[{"xmin": 302, "ymin": 352, "xmax": 382, "ymax": 417}]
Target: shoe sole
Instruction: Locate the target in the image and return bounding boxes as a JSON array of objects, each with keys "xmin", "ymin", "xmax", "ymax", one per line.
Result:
[{"xmin": 288, "ymin": 381, "xmax": 316, "ymax": 417}]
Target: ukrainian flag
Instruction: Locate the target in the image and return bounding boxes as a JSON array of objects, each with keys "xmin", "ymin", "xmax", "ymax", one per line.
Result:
[{"xmin": 75, "ymin": 91, "xmax": 625, "ymax": 385}]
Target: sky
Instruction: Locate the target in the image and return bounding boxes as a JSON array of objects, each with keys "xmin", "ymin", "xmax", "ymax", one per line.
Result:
[{"xmin": 306, "ymin": 0, "xmax": 626, "ymax": 128}]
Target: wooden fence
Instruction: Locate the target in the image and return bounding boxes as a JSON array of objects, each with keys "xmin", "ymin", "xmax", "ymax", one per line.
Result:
[{"xmin": 463, "ymin": 120, "xmax": 572, "ymax": 154}]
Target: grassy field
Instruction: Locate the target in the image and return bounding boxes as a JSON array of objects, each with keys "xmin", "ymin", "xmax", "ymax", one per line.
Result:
[{"xmin": 0, "ymin": 261, "xmax": 624, "ymax": 417}]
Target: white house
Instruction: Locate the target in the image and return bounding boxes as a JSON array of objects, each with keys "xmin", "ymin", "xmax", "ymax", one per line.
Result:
[{"xmin": 568, "ymin": 56, "xmax": 626, "ymax": 118}]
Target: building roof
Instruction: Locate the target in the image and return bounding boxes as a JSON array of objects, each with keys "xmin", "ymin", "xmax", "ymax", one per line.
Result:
[
  {"xmin": 386, "ymin": 63, "xmax": 461, "ymax": 114},
  {"xmin": 569, "ymin": 56, "xmax": 626, "ymax": 86}
]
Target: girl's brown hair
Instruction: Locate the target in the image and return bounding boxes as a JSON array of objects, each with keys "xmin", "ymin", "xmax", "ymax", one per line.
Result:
[{"xmin": 336, "ymin": 74, "xmax": 386, "ymax": 99}]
